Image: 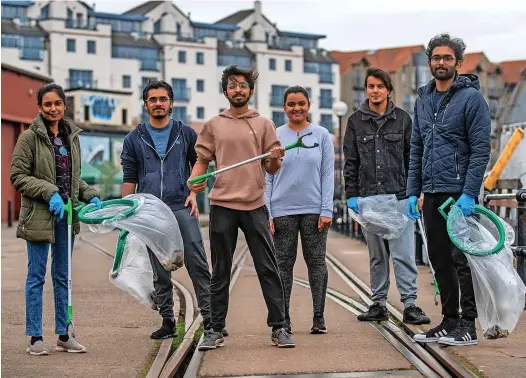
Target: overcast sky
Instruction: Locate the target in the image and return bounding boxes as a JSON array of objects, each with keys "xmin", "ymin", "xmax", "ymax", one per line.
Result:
[{"xmin": 90, "ymin": 0, "xmax": 526, "ymax": 63}]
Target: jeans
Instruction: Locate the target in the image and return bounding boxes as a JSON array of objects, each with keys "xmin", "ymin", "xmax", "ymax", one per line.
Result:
[
  {"xmin": 362, "ymin": 198, "xmax": 418, "ymax": 308},
  {"xmin": 149, "ymin": 207, "xmax": 211, "ymax": 325},
  {"xmin": 25, "ymin": 217, "xmax": 72, "ymax": 336}
]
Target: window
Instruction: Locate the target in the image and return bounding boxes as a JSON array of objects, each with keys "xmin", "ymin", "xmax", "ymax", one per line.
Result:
[
  {"xmin": 319, "ymin": 89, "xmax": 333, "ymax": 109},
  {"xmin": 172, "ymin": 79, "xmax": 189, "ymax": 101},
  {"xmin": 2, "ymin": 34, "xmax": 44, "ymax": 60},
  {"xmin": 415, "ymin": 65, "xmax": 429, "ymax": 89},
  {"xmin": 196, "ymin": 79, "xmax": 204, "ymax": 92},
  {"xmin": 69, "ymin": 70, "xmax": 93, "ymax": 88},
  {"xmin": 320, "ymin": 114, "xmax": 333, "ymax": 133},
  {"xmin": 178, "ymin": 50, "xmax": 186, "ymax": 63},
  {"xmin": 285, "ymin": 60, "xmax": 292, "ymax": 72},
  {"xmin": 271, "ymin": 85, "xmax": 288, "ymax": 107},
  {"xmin": 197, "ymin": 107, "xmax": 205, "ymax": 119},
  {"xmin": 172, "ymin": 106, "xmax": 187, "ymax": 122},
  {"xmin": 217, "ymin": 54, "xmax": 251, "ymax": 68},
  {"xmin": 269, "ymin": 58, "xmax": 276, "ymax": 71},
  {"xmin": 141, "ymin": 77, "xmax": 156, "ymax": 98},
  {"xmin": 87, "ymin": 40, "xmax": 96, "ymax": 54},
  {"xmin": 318, "ymin": 63, "xmax": 333, "ymax": 83},
  {"xmin": 84, "ymin": 105, "xmax": 90, "ymax": 121},
  {"xmin": 112, "ymin": 45, "xmax": 160, "ymax": 72},
  {"xmin": 153, "ymin": 20, "xmax": 160, "ymax": 34},
  {"xmin": 306, "ymin": 87, "xmax": 312, "ymax": 99},
  {"xmin": 272, "ymin": 111, "xmax": 287, "ymax": 126},
  {"xmin": 196, "ymin": 52, "xmax": 204, "ymax": 65},
  {"xmin": 122, "ymin": 109, "xmax": 128, "ymax": 124},
  {"xmin": 122, "ymin": 75, "xmax": 131, "ymax": 88},
  {"xmin": 67, "ymin": 38, "xmax": 76, "ymax": 52},
  {"xmin": 40, "ymin": 4, "xmax": 49, "ymax": 19},
  {"xmin": 1, "ymin": 4, "xmax": 25, "ymax": 19}
]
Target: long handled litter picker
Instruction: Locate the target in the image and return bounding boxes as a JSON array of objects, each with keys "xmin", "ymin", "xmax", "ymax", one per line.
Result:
[
  {"xmin": 415, "ymin": 209, "xmax": 440, "ymax": 306},
  {"xmin": 188, "ymin": 132, "xmax": 319, "ymax": 185},
  {"xmin": 64, "ymin": 199, "xmax": 76, "ymax": 338}
]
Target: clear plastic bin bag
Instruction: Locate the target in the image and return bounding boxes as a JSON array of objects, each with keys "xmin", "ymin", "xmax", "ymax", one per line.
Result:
[
  {"xmin": 109, "ymin": 233, "xmax": 155, "ymax": 305},
  {"xmin": 348, "ymin": 194, "xmax": 409, "ymax": 240},
  {"xmin": 449, "ymin": 208, "xmax": 526, "ymax": 337},
  {"xmin": 83, "ymin": 193, "xmax": 184, "ymax": 271}
]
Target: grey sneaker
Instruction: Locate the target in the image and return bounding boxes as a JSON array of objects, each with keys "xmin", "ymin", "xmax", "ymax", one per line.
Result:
[
  {"xmin": 198, "ymin": 329, "xmax": 224, "ymax": 351},
  {"xmin": 56, "ymin": 338, "xmax": 87, "ymax": 353},
  {"xmin": 26, "ymin": 340, "xmax": 50, "ymax": 356},
  {"xmin": 271, "ymin": 328, "xmax": 295, "ymax": 348}
]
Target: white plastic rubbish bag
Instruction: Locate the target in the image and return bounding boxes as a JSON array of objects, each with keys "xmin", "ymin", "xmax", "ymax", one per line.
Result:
[
  {"xmin": 348, "ymin": 194, "xmax": 409, "ymax": 240},
  {"xmin": 109, "ymin": 232, "xmax": 155, "ymax": 305},
  {"xmin": 449, "ymin": 208, "xmax": 526, "ymax": 338},
  {"xmin": 83, "ymin": 193, "xmax": 184, "ymax": 271}
]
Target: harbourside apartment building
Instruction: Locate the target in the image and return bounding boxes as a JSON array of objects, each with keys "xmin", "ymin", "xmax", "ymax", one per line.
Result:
[{"xmin": 1, "ymin": 0, "xmax": 340, "ymax": 133}]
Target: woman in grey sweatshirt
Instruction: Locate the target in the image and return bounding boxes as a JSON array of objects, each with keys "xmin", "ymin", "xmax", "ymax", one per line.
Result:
[{"xmin": 265, "ymin": 86, "xmax": 335, "ymax": 334}]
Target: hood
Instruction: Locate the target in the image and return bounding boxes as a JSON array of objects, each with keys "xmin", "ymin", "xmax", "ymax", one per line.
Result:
[
  {"xmin": 358, "ymin": 99, "xmax": 398, "ymax": 121},
  {"xmin": 419, "ymin": 73, "xmax": 481, "ymax": 97},
  {"xmin": 219, "ymin": 108, "xmax": 260, "ymax": 119},
  {"xmin": 29, "ymin": 114, "xmax": 81, "ymax": 141}
]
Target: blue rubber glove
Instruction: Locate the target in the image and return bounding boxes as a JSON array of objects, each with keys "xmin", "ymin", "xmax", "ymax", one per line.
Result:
[
  {"xmin": 347, "ymin": 197, "xmax": 359, "ymax": 214},
  {"xmin": 406, "ymin": 196, "xmax": 420, "ymax": 220},
  {"xmin": 90, "ymin": 197, "xmax": 102, "ymax": 209},
  {"xmin": 49, "ymin": 192, "xmax": 65, "ymax": 219},
  {"xmin": 455, "ymin": 194, "xmax": 475, "ymax": 216}
]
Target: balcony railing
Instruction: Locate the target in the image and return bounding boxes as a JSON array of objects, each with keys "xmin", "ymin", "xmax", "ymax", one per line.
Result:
[
  {"xmin": 66, "ymin": 78, "xmax": 97, "ymax": 89},
  {"xmin": 140, "ymin": 59, "xmax": 160, "ymax": 71},
  {"xmin": 319, "ymin": 72, "xmax": 334, "ymax": 84},
  {"xmin": 65, "ymin": 19, "xmax": 96, "ymax": 30},
  {"xmin": 176, "ymin": 33, "xmax": 203, "ymax": 43},
  {"xmin": 19, "ymin": 48, "xmax": 43, "ymax": 61},
  {"xmin": 319, "ymin": 96, "xmax": 333, "ymax": 109},
  {"xmin": 173, "ymin": 88, "xmax": 191, "ymax": 102},
  {"xmin": 270, "ymin": 94, "xmax": 283, "ymax": 107}
]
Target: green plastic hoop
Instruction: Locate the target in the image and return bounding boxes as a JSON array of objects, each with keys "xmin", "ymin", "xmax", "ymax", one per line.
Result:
[
  {"xmin": 110, "ymin": 229, "xmax": 129, "ymax": 278},
  {"xmin": 77, "ymin": 198, "xmax": 139, "ymax": 224},
  {"xmin": 438, "ymin": 197, "xmax": 506, "ymax": 256}
]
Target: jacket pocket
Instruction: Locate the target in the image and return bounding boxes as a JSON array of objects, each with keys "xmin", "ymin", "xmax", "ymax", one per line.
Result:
[
  {"xmin": 20, "ymin": 202, "xmax": 35, "ymax": 230},
  {"xmin": 357, "ymin": 135, "xmax": 374, "ymax": 154}
]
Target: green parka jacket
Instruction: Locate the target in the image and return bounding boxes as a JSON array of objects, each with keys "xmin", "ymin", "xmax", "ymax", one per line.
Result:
[{"xmin": 10, "ymin": 115, "xmax": 99, "ymax": 243}]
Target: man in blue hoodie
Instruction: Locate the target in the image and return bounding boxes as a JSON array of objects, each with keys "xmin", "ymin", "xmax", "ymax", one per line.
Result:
[
  {"xmin": 120, "ymin": 80, "xmax": 218, "ymax": 339},
  {"xmin": 406, "ymin": 34, "xmax": 491, "ymax": 346}
]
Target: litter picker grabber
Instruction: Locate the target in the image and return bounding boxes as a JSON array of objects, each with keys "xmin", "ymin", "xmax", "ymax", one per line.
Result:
[
  {"xmin": 63, "ymin": 198, "xmax": 76, "ymax": 338},
  {"xmin": 415, "ymin": 204, "xmax": 440, "ymax": 306},
  {"xmin": 188, "ymin": 131, "xmax": 319, "ymax": 185}
]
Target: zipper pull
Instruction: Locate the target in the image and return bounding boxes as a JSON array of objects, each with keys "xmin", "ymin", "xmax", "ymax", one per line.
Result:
[{"xmin": 457, "ymin": 174, "xmax": 460, "ymax": 180}]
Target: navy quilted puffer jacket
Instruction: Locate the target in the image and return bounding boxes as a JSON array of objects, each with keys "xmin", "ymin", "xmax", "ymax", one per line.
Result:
[{"xmin": 406, "ymin": 74, "xmax": 491, "ymax": 198}]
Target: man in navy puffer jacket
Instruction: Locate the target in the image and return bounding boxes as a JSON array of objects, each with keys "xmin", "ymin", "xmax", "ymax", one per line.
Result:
[{"xmin": 406, "ymin": 34, "xmax": 491, "ymax": 347}]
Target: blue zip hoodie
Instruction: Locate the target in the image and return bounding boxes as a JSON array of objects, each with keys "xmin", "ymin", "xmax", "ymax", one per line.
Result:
[{"xmin": 121, "ymin": 119, "xmax": 197, "ymax": 211}]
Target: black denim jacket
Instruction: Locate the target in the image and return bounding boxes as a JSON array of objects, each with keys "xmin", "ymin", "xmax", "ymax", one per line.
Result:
[{"xmin": 343, "ymin": 100, "xmax": 412, "ymax": 200}]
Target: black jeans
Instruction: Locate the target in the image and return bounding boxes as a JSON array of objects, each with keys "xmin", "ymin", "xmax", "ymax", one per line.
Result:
[
  {"xmin": 422, "ymin": 193, "xmax": 477, "ymax": 320},
  {"xmin": 208, "ymin": 205, "xmax": 287, "ymax": 331}
]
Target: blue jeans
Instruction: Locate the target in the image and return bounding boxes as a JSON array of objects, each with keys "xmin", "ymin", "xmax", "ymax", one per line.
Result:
[{"xmin": 25, "ymin": 217, "xmax": 73, "ymax": 336}]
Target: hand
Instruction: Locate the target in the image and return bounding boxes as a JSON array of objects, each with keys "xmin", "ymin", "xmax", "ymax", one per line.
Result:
[
  {"xmin": 269, "ymin": 219, "xmax": 275, "ymax": 235},
  {"xmin": 184, "ymin": 192, "xmax": 199, "ymax": 218},
  {"xmin": 90, "ymin": 197, "xmax": 102, "ymax": 209},
  {"xmin": 455, "ymin": 194, "xmax": 475, "ymax": 216},
  {"xmin": 318, "ymin": 216, "xmax": 332, "ymax": 231},
  {"xmin": 347, "ymin": 197, "xmax": 359, "ymax": 214},
  {"xmin": 49, "ymin": 192, "xmax": 65, "ymax": 219},
  {"xmin": 268, "ymin": 146, "xmax": 285, "ymax": 160},
  {"xmin": 406, "ymin": 196, "xmax": 420, "ymax": 220},
  {"xmin": 187, "ymin": 177, "xmax": 208, "ymax": 193}
]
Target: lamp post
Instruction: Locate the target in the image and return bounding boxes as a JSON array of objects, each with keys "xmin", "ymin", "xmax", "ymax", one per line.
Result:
[{"xmin": 332, "ymin": 101, "xmax": 348, "ymax": 201}]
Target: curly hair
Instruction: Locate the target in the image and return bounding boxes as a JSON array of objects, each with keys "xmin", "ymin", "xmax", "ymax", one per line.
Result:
[
  {"xmin": 425, "ymin": 33, "xmax": 466, "ymax": 61},
  {"xmin": 221, "ymin": 65, "xmax": 258, "ymax": 92}
]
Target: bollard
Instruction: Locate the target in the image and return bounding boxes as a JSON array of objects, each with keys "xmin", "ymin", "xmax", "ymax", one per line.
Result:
[
  {"xmin": 515, "ymin": 189, "xmax": 526, "ymax": 304},
  {"xmin": 7, "ymin": 200, "xmax": 13, "ymax": 228}
]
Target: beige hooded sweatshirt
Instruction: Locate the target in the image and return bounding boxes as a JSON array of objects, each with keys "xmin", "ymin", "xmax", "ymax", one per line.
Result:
[{"xmin": 195, "ymin": 109, "xmax": 281, "ymax": 211}]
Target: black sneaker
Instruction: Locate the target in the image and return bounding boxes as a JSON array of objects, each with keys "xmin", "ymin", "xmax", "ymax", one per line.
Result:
[
  {"xmin": 271, "ymin": 328, "xmax": 295, "ymax": 348},
  {"xmin": 413, "ymin": 317, "xmax": 458, "ymax": 343},
  {"xmin": 438, "ymin": 319, "xmax": 478, "ymax": 346},
  {"xmin": 403, "ymin": 305, "xmax": 431, "ymax": 325},
  {"xmin": 198, "ymin": 329, "xmax": 224, "ymax": 350},
  {"xmin": 221, "ymin": 328, "xmax": 229, "ymax": 337},
  {"xmin": 310, "ymin": 317, "xmax": 327, "ymax": 334},
  {"xmin": 151, "ymin": 318, "xmax": 177, "ymax": 339},
  {"xmin": 285, "ymin": 322, "xmax": 293, "ymax": 334},
  {"xmin": 357, "ymin": 302, "xmax": 388, "ymax": 322}
]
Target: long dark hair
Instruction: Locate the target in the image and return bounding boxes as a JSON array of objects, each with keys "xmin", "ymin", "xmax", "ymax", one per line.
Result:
[
  {"xmin": 37, "ymin": 83, "xmax": 66, "ymax": 105},
  {"xmin": 283, "ymin": 85, "xmax": 312, "ymax": 122}
]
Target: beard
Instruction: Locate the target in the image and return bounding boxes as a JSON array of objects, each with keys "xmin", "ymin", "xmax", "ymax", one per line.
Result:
[
  {"xmin": 432, "ymin": 66, "xmax": 455, "ymax": 81},
  {"xmin": 228, "ymin": 95, "xmax": 249, "ymax": 108},
  {"xmin": 150, "ymin": 108, "xmax": 170, "ymax": 119}
]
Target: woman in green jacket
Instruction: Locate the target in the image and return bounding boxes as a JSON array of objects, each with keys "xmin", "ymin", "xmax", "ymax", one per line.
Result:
[{"xmin": 10, "ymin": 83, "xmax": 101, "ymax": 356}]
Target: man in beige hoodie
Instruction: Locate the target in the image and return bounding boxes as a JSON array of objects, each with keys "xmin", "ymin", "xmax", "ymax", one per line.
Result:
[{"xmin": 188, "ymin": 65, "xmax": 295, "ymax": 350}]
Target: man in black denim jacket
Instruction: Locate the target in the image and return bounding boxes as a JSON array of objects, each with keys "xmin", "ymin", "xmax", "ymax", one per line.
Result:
[{"xmin": 343, "ymin": 67, "xmax": 430, "ymax": 325}]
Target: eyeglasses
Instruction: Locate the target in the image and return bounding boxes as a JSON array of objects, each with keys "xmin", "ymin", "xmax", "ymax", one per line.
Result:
[
  {"xmin": 430, "ymin": 55, "xmax": 455, "ymax": 64},
  {"xmin": 53, "ymin": 137, "xmax": 68, "ymax": 156},
  {"xmin": 227, "ymin": 81, "xmax": 250, "ymax": 90},
  {"xmin": 146, "ymin": 97, "xmax": 170, "ymax": 104}
]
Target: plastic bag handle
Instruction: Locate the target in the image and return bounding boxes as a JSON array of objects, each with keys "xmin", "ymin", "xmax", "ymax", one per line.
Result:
[{"xmin": 438, "ymin": 197, "xmax": 455, "ymax": 220}]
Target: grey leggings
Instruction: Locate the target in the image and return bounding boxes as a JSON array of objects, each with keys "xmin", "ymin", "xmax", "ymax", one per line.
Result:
[{"xmin": 272, "ymin": 214, "xmax": 328, "ymax": 322}]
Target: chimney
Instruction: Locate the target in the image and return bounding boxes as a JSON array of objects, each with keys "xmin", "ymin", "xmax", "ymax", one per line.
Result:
[{"xmin": 254, "ymin": 0, "xmax": 262, "ymax": 23}]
